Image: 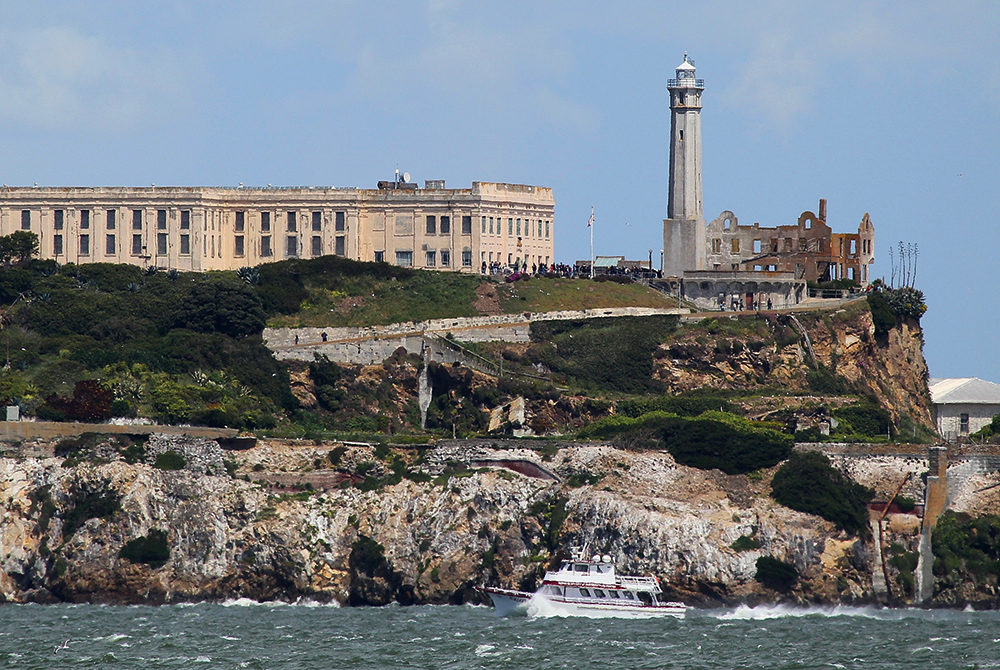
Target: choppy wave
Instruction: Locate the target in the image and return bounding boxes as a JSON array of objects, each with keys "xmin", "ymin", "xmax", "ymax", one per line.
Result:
[{"xmin": 714, "ymin": 603, "xmax": 980, "ymax": 622}]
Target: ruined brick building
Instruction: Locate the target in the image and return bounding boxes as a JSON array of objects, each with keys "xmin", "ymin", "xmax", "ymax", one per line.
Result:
[{"xmin": 662, "ymin": 54, "xmax": 875, "ymax": 310}]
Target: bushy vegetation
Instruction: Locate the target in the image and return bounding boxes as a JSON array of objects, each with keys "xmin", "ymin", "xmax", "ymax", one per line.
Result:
[
  {"xmin": 578, "ymin": 410, "xmax": 791, "ymax": 475},
  {"xmin": 755, "ymin": 555, "xmax": 798, "ymax": 591},
  {"xmin": 770, "ymin": 451, "xmax": 873, "ymax": 535},
  {"xmin": 118, "ymin": 529, "xmax": 170, "ymax": 568},
  {"xmin": 867, "ymin": 286, "xmax": 927, "ymax": 338},
  {"xmin": 971, "ymin": 414, "xmax": 1000, "ymax": 440},
  {"xmin": 261, "ymin": 255, "xmax": 482, "ymax": 327},
  {"xmin": 153, "ymin": 450, "xmax": 186, "ymax": 470},
  {"xmin": 60, "ymin": 484, "xmax": 121, "ymax": 538},
  {"xmin": 527, "ymin": 316, "xmax": 678, "ymax": 393},
  {"xmin": 932, "ymin": 512, "xmax": 1000, "ymax": 585},
  {"xmin": 617, "ymin": 393, "xmax": 738, "ymax": 418},
  {"xmin": 832, "ymin": 402, "xmax": 893, "ymax": 438}
]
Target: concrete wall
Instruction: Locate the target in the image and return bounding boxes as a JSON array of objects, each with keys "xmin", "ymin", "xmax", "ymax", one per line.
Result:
[
  {"xmin": 680, "ymin": 271, "xmax": 805, "ymax": 312},
  {"xmin": 264, "ymin": 306, "xmax": 687, "ymax": 364},
  {"xmin": 936, "ymin": 403, "xmax": 1000, "ymax": 442},
  {"xmin": 0, "ymin": 420, "xmax": 236, "ymax": 443}
]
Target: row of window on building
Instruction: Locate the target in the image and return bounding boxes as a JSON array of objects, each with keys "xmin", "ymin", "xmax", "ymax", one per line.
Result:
[
  {"xmin": 16, "ymin": 209, "xmax": 348, "ymax": 234},
  {"xmin": 712, "ymin": 236, "xmax": 864, "ymax": 256},
  {"xmin": 479, "ymin": 216, "xmax": 550, "ymax": 239}
]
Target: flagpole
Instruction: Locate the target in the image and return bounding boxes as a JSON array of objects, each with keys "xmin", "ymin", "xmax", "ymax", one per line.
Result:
[{"xmin": 586, "ymin": 206, "xmax": 595, "ymax": 278}]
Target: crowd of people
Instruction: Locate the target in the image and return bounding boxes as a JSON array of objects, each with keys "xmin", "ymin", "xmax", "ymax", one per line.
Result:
[{"xmin": 481, "ymin": 260, "xmax": 661, "ymax": 282}]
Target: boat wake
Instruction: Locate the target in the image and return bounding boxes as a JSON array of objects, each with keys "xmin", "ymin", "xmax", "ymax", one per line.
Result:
[{"xmin": 715, "ymin": 604, "xmax": 936, "ymax": 621}]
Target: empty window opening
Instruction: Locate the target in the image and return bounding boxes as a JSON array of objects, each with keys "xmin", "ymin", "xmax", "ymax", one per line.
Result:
[
  {"xmin": 731, "ymin": 239, "xmax": 740, "ymax": 253},
  {"xmin": 850, "ymin": 239, "xmax": 857, "ymax": 255},
  {"xmin": 961, "ymin": 413, "xmax": 970, "ymax": 434},
  {"xmin": 712, "ymin": 239, "xmax": 721, "ymax": 253},
  {"xmin": 679, "ymin": 129, "xmax": 684, "ymax": 140},
  {"xmin": 723, "ymin": 217, "xmax": 731, "ymax": 230},
  {"xmin": 804, "ymin": 218, "xmax": 812, "ymax": 229},
  {"xmin": 753, "ymin": 239, "xmax": 761, "ymax": 253}
]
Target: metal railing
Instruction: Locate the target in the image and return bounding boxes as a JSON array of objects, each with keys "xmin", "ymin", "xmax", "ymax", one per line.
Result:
[{"xmin": 667, "ymin": 78, "xmax": 705, "ymax": 88}]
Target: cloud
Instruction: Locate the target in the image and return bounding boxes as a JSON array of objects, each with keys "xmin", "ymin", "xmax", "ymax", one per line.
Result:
[
  {"xmin": 0, "ymin": 26, "xmax": 188, "ymax": 132},
  {"xmin": 340, "ymin": 4, "xmax": 594, "ymax": 133}
]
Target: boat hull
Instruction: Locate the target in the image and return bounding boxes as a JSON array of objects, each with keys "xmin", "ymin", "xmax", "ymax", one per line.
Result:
[
  {"xmin": 477, "ymin": 587, "xmax": 531, "ymax": 617},
  {"xmin": 527, "ymin": 595, "xmax": 686, "ymax": 619}
]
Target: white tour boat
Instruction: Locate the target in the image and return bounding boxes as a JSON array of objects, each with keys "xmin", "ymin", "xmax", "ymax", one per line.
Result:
[{"xmin": 478, "ymin": 547, "xmax": 686, "ymax": 618}]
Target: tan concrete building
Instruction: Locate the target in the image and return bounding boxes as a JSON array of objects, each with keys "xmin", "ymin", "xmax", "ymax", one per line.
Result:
[{"xmin": 0, "ymin": 180, "xmax": 555, "ymax": 273}]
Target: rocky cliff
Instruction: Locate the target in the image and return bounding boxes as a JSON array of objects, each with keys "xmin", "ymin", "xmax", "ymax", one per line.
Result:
[{"xmin": 0, "ymin": 438, "xmax": 878, "ymax": 606}]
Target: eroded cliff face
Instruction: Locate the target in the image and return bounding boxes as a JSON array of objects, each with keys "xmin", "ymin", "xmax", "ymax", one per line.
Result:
[
  {"xmin": 0, "ymin": 440, "xmax": 876, "ymax": 606},
  {"xmin": 652, "ymin": 302, "xmax": 932, "ymax": 430}
]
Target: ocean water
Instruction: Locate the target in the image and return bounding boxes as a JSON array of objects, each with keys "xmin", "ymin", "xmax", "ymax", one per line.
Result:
[{"xmin": 0, "ymin": 600, "xmax": 997, "ymax": 669}]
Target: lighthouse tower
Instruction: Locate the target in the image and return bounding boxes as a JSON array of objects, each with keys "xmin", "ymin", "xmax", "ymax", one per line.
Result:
[{"xmin": 663, "ymin": 53, "xmax": 706, "ymax": 278}]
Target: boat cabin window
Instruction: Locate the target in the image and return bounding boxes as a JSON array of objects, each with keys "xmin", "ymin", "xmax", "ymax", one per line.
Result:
[
  {"xmin": 609, "ymin": 590, "xmax": 620, "ymax": 599},
  {"xmin": 638, "ymin": 592, "xmax": 653, "ymax": 606},
  {"xmin": 574, "ymin": 564, "xmax": 588, "ymax": 573},
  {"xmin": 551, "ymin": 586, "xmax": 562, "ymax": 596},
  {"xmin": 594, "ymin": 589, "xmax": 605, "ymax": 598},
  {"xmin": 579, "ymin": 588, "xmax": 591, "ymax": 598},
  {"xmin": 622, "ymin": 591, "xmax": 635, "ymax": 600}
]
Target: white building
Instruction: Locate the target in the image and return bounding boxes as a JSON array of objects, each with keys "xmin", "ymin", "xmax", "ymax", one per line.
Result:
[{"xmin": 929, "ymin": 377, "xmax": 1000, "ymax": 441}]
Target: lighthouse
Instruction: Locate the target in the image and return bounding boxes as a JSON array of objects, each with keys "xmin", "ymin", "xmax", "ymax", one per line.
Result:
[{"xmin": 663, "ymin": 53, "xmax": 706, "ymax": 277}]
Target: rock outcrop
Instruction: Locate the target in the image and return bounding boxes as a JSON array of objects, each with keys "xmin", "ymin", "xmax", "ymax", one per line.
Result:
[{"xmin": 0, "ymin": 439, "xmax": 877, "ymax": 606}]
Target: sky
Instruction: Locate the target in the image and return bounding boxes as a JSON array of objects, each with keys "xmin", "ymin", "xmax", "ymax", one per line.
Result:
[{"xmin": 1, "ymin": 1, "xmax": 998, "ymax": 382}]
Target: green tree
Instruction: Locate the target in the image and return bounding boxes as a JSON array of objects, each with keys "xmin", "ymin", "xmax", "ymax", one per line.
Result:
[
  {"xmin": 173, "ymin": 280, "xmax": 266, "ymax": 337},
  {"xmin": 770, "ymin": 451, "xmax": 873, "ymax": 535}
]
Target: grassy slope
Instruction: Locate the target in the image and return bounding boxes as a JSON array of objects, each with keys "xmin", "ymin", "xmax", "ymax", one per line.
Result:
[
  {"xmin": 267, "ymin": 270, "xmax": 677, "ymax": 328},
  {"xmin": 495, "ymin": 277, "xmax": 678, "ymax": 313}
]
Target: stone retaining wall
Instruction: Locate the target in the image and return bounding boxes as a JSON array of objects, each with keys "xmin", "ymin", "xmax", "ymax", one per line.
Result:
[{"xmin": 264, "ymin": 307, "xmax": 687, "ymax": 364}]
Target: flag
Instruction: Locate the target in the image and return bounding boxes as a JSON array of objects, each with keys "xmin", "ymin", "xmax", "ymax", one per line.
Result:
[{"xmin": 587, "ymin": 213, "xmax": 594, "ymax": 227}]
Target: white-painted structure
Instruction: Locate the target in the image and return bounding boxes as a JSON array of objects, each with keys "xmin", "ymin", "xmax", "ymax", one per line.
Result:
[{"xmin": 929, "ymin": 377, "xmax": 1000, "ymax": 441}]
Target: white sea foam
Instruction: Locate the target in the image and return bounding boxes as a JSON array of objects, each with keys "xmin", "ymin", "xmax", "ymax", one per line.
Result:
[{"xmin": 716, "ymin": 604, "xmax": 892, "ymax": 621}]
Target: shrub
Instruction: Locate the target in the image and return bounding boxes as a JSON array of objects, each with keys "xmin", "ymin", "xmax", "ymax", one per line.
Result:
[
  {"xmin": 118, "ymin": 529, "xmax": 170, "ymax": 568},
  {"xmin": 755, "ymin": 556, "xmax": 798, "ymax": 591},
  {"xmin": 770, "ymin": 451, "xmax": 873, "ymax": 535},
  {"xmin": 932, "ymin": 512, "xmax": 1000, "ymax": 582},
  {"xmin": 618, "ymin": 394, "xmax": 738, "ymax": 418},
  {"xmin": 833, "ymin": 403, "xmax": 892, "ymax": 438},
  {"xmin": 61, "ymin": 485, "xmax": 121, "ymax": 538},
  {"xmin": 659, "ymin": 414, "xmax": 792, "ymax": 475},
  {"xmin": 153, "ymin": 450, "xmax": 186, "ymax": 470},
  {"xmin": 867, "ymin": 291, "xmax": 897, "ymax": 338},
  {"xmin": 731, "ymin": 535, "xmax": 761, "ymax": 552}
]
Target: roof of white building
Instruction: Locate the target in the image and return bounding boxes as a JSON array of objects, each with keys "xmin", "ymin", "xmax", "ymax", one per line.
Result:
[{"xmin": 929, "ymin": 378, "xmax": 1000, "ymax": 405}]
